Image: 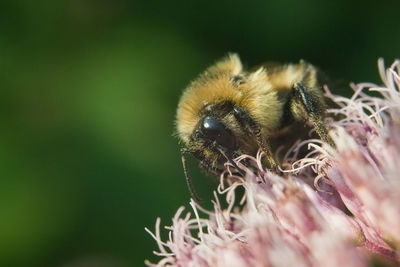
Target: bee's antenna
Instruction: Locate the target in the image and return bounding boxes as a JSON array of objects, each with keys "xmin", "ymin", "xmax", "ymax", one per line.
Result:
[{"xmin": 180, "ymin": 149, "xmax": 202, "ymax": 202}]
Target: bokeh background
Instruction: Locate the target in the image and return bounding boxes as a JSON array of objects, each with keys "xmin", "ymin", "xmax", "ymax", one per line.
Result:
[{"xmin": 0, "ymin": 0, "xmax": 399, "ymax": 266}]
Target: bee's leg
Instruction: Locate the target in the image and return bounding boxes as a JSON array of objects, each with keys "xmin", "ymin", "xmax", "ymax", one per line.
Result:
[
  {"xmin": 292, "ymin": 82, "xmax": 334, "ymax": 147},
  {"xmin": 180, "ymin": 148, "xmax": 202, "ymax": 202},
  {"xmin": 233, "ymin": 107, "xmax": 277, "ymax": 170}
]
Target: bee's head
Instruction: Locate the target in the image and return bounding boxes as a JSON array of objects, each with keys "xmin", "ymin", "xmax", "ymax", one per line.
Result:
[
  {"xmin": 180, "ymin": 111, "xmax": 241, "ymax": 202},
  {"xmin": 181, "ymin": 102, "xmax": 258, "ymax": 201}
]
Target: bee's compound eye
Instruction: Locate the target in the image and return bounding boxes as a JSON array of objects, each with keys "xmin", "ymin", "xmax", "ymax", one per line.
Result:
[{"xmin": 201, "ymin": 116, "xmax": 236, "ymax": 150}]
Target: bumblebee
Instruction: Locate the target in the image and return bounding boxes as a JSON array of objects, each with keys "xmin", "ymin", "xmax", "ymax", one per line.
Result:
[{"xmin": 175, "ymin": 54, "xmax": 333, "ymax": 200}]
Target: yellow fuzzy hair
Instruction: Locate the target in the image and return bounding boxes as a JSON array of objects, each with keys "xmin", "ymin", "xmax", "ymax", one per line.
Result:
[{"xmin": 176, "ymin": 54, "xmax": 318, "ymax": 144}]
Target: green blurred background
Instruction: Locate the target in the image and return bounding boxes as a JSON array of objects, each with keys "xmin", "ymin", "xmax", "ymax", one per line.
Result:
[{"xmin": 0, "ymin": 0, "xmax": 399, "ymax": 266}]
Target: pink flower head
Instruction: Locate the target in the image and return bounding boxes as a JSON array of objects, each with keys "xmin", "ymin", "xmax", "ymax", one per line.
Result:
[{"xmin": 146, "ymin": 59, "xmax": 400, "ymax": 266}]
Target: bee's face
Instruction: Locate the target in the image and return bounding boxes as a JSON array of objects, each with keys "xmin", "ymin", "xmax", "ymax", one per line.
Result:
[
  {"xmin": 187, "ymin": 105, "xmax": 241, "ymax": 172},
  {"xmin": 185, "ymin": 100, "xmax": 261, "ymax": 174}
]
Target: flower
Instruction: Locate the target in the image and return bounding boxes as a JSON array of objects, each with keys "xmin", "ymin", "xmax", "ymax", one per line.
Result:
[{"xmin": 146, "ymin": 59, "xmax": 400, "ymax": 266}]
